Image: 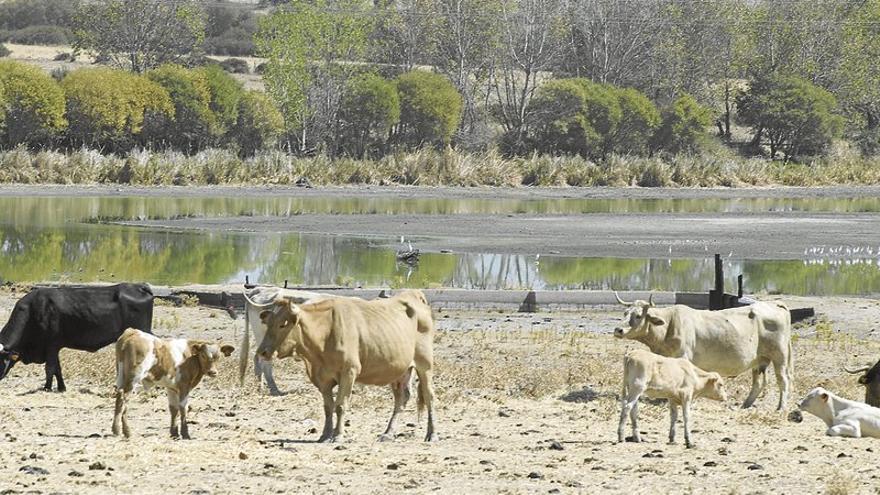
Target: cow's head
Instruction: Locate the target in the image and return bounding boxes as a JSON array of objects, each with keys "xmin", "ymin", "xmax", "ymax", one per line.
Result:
[
  {"xmin": 612, "ymin": 292, "xmax": 666, "ymax": 340},
  {"xmin": 844, "ymin": 359, "xmax": 880, "ymax": 407},
  {"xmin": 797, "ymin": 387, "xmax": 832, "ymax": 417},
  {"xmin": 191, "ymin": 342, "xmax": 235, "ymax": 378},
  {"xmin": 0, "ymin": 344, "xmax": 20, "ymax": 380},
  {"xmin": 257, "ymin": 299, "xmax": 300, "ymax": 361},
  {"xmin": 700, "ymin": 372, "xmax": 727, "ymax": 402}
]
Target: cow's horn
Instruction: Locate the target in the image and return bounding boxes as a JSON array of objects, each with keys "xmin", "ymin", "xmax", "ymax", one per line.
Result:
[
  {"xmin": 648, "ymin": 293, "xmax": 655, "ymax": 307},
  {"xmin": 0, "ymin": 344, "xmax": 4, "ymax": 352},
  {"xmin": 844, "ymin": 364, "xmax": 872, "ymax": 374},
  {"xmin": 614, "ymin": 291, "xmax": 632, "ymax": 306}
]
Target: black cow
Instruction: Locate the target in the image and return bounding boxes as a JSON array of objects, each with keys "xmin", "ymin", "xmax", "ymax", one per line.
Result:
[
  {"xmin": 0, "ymin": 283, "xmax": 154, "ymax": 392},
  {"xmin": 845, "ymin": 359, "xmax": 880, "ymax": 408}
]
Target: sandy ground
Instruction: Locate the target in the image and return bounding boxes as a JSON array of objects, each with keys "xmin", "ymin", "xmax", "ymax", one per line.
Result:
[{"xmin": 0, "ymin": 290, "xmax": 879, "ymax": 494}]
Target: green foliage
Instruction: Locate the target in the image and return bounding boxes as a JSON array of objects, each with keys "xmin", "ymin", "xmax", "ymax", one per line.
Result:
[
  {"xmin": 204, "ymin": 4, "xmax": 256, "ymax": 56},
  {"xmin": 230, "ymin": 90, "xmax": 284, "ymax": 157},
  {"xmin": 0, "ymin": 60, "xmax": 66, "ymax": 147},
  {"xmin": 737, "ymin": 74, "xmax": 844, "ymax": 161},
  {"xmin": 395, "ymin": 70, "xmax": 462, "ymax": 147},
  {"xmin": 256, "ymin": 0, "xmax": 374, "ymax": 149},
  {"xmin": 61, "ymin": 68, "xmax": 174, "ymax": 150},
  {"xmin": 528, "ymin": 78, "xmax": 658, "ymax": 159},
  {"xmin": 338, "ymin": 73, "xmax": 400, "ymax": 158},
  {"xmin": 652, "ymin": 94, "xmax": 713, "ymax": 154},
  {"xmin": 836, "ymin": 0, "xmax": 880, "ymax": 155},
  {"xmin": 218, "ymin": 58, "xmax": 249, "ymax": 74},
  {"xmin": 145, "ymin": 64, "xmax": 216, "ymax": 150},
  {"xmin": 197, "ymin": 64, "xmax": 243, "ymax": 138}
]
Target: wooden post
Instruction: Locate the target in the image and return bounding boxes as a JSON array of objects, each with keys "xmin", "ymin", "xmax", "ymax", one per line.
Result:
[
  {"xmin": 709, "ymin": 254, "xmax": 724, "ymax": 310},
  {"xmin": 284, "ymin": 279, "xmax": 288, "ymax": 289},
  {"xmin": 737, "ymin": 274, "xmax": 743, "ymax": 298}
]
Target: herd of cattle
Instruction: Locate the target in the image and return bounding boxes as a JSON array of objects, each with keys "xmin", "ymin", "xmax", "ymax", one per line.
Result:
[{"xmin": 0, "ymin": 283, "xmax": 879, "ymax": 445}]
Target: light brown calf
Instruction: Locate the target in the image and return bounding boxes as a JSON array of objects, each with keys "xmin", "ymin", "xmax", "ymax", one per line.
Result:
[
  {"xmin": 112, "ymin": 328, "xmax": 234, "ymax": 439},
  {"xmin": 618, "ymin": 349, "xmax": 727, "ymax": 448}
]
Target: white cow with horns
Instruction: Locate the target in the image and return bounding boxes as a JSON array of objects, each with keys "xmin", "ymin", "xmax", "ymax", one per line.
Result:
[{"xmin": 613, "ymin": 292, "xmax": 793, "ymax": 410}]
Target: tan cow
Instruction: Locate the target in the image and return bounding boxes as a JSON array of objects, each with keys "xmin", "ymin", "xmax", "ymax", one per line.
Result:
[
  {"xmin": 614, "ymin": 293, "xmax": 792, "ymax": 410},
  {"xmin": 618, "ymin": 349, "xmax": 727, "ymax": 448},
  {"xmin": 112, "ymin": 328, "xmax": 234, "ymax": 439},
  {"xmin": 257, "ymin": 289, "xmax": 437, "ymax": 442}
]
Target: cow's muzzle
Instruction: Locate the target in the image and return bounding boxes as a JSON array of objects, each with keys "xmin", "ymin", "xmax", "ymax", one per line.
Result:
[
  {"xmin": 613, "ymin": 327, "xmax": 625, "ymax": 338},
  {"xmin": 206, "ymin": 369, "xmax": 218, "ymax": 378}
]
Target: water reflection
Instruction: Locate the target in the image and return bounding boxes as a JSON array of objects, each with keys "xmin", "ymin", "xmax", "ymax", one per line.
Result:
[{"xmin": 0, "ymin": 196, "xmax": 878, "ymax": 295}]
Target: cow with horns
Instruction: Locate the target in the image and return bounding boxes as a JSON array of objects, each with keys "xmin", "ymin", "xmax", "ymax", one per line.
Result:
[{"xmin": 612, "ymin": 292, "xmax": 793, "ymax": 410}]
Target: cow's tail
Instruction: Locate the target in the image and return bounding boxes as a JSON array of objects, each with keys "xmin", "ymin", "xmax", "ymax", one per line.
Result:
[
  {"xmin": 238, "ymin": 303, "xmax": 251, "ymax": 386},
  {"xmin": 416, "ymin": 368, "xmax": 426, "ymax": 422}
]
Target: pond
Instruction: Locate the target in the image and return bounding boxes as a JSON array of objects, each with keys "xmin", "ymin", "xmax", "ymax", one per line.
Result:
[{"xmin": 1, "ymin": 195, "xmax": 879, "ymax": 295}]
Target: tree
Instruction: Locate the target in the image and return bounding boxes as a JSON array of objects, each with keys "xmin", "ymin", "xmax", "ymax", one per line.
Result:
[
  {"xmin": 836, "ymin": 0, "xmax": 880, "ymax": 154},
  {"xmin": 338, "ymin": 74, "xmax": 400, "ymax": 158},
  {"xmin": 230, "ymin": 90, "xmax": 284, "ymax": 157},
  {"xmin": 737, "ymin": 75, "xmax": 844, "ymax": 161},
  {"xmin": 255, "ymin": 0, "xmax": 373, "ymax": 153},
  {"xmin": 0, "ymin": 60, "xmax": 66, "ymax": 147},
  {"xmin": 395, "ymin": 70, "xmax": 463, "ymax": 147},
  {"xmin": 369, "ymin": 0, "xmax": 436, "ymax": 71},
  {"xmin": 144, "ymin": 64, "xmax": 216, "ymax": 150},
  {"xmin": 198, "ymin": 64, "xmax": 243, "ymax": 139},
  {"xmin": 431, "ymin": 0, "xmax": 500, "ymax": 138},
  {"xmin": 652, "ymin": 94, "xmax": 712, "ymax": 154},
  {"xmin": 73, "ymin": 0, "xmax": 205, "ymax": 73},
  {"xmin": 61, "ymin": 68, "xmax": 174, "ymax": 150},
  {"xmin": 612, "ymin": 88, "xmax": 661, "ymax": 155},
  {"xmin": 491, "ymin": 0, "xmax": 566, "ymax": 154}
]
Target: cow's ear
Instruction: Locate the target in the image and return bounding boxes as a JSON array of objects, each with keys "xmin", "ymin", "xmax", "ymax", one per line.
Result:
[
  {"xmin": 189, "ymin": 342, "xmax": 207, "ymax": 356},
  {"xmin": 259, "ymin": 310, "xmax": 272, "ymax": 324},
  {"xmin": 820, "ymin": 392, "xmax": 829, "ymax": 402},
  {"xmin": 648, "ymin": 315, "xmax": 666, "ymax": 326},
  {"xmin": 220, "ymin": 345, "xmax": 235, "ymax": 357},
  {"xmin": 858, "ymin": 375, "xmax": 870, "ymax": 385}
]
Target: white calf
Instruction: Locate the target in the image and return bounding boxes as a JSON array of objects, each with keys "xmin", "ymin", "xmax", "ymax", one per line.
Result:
[
  {"xmin": 797, "ymin": 387, "xmax": 880, "ymax": 438},
  {"xmin": 618, "ymin": 349, "xmax": 727, "ymax": 448}
]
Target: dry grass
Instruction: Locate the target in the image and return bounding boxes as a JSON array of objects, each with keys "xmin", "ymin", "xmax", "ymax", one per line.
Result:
[{"xmin": 3, "ymin": 147, "xmax": 880, "ymax": 188}]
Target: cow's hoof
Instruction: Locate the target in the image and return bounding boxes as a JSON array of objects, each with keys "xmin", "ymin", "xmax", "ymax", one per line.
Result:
[
  {"xmin": 424, "ymin": 433, "xmax": 439, "ymax": 442},
  {"xmin": 317, "ymin": 435, "xmax": 333, "ymax": 443},
  {"xmin": 268, "ymin": 389, "xmax": 286, "ymax": 397},
  {"xmin": 624, "ymin": 436, "xmax": 641, "ymax": 443},
  {"xmin": 686, "ymin": 443, "xmax": 694, "ymax": 449},
  {"xmin": 378, "ymin": 434, "xmax": 395, "ymax": 442}
]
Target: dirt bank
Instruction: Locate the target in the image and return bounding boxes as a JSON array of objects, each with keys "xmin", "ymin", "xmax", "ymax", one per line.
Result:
[{"xmin": 0, "ymin": 290, "xmax": 878, "ymax": 494}]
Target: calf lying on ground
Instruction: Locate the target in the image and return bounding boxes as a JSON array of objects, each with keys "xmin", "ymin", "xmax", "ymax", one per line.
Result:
[
  {"xmin": 618, "ymin": 349, "xmax": 727, "ymax": 448},
  {"xmin": 797, "ymin": 387, "xmax": 880, "ymax": 438},
  {"xmin": 112, "ymin": 328, "xmax": 234, "ymax": 439}
]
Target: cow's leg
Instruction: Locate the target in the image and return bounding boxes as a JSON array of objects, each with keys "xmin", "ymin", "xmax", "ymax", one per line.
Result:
[
  {"xmin": 44, "ymin": 348, "xmax": 62, "ymax": 391},
  {"xmin": 332, "ymin": 370, "xmax": 357, "ymax": 441},
  {"xmin": 167, "ymin": 389, "xmax": 180, "ymax": 438},
  {"xmin": 113, "ymin": 388, "xmax": 132, "ymax": 438},
  {"xmin": 683, "ymin": 402, "xmax": 693, "ymax": 448},
  {"xmin": 827, "ymin": 422, "xmax": 861, "ymax": 438},
  {"xmin": 742, "ymin": 365, "xmax": 767, "ymax": 408},
  {"xmin": 317, "ymin": 381, "xmax": 336, "ymax": 443},
  {"xmin": 379, "ymin": 371, "xmax": 411, "ymax": 442},
  {"xmin": 178, "ymin": 394, "xmax": 190, "ymax": 440},
  {"xmin": 415, "ymin": 367, "xmax": 438, "ymax": 442},
  {"xmin": 112, "ymin": 389, "xmax": 125, "ymax": 436},
  {"xmin": 773, "ymin": 360, "xmax": 790, "ymax": 411},
  {"xmin": 260, "ymin": 357, "xmax": 283, "ymax": 396},
  {"xmin": 668, "ymin": 402, "xmax": 678, "ymax": 444}
]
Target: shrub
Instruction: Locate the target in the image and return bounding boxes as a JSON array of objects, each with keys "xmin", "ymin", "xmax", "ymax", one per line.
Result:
[
  {"xmin": 197, "ymin": 64, "xmax": 243, "ymax": 138},
  {"xmin": 395, "ymin": 70, "xmax": 462, "ymax": 148},
  {"xmin": 61, "ymin": 68, "xmax": 174, "ymax": 150},
  {"xmin": 53, "ymin": 52, "xmax": 74, "ymax": 62},
  {"xmin": 652, "ymin": 94, "xmax": 713, "ymax": 155},
  {"xmin": 737, "ymin": 75, "xmax": 844, "ymax": 161},
  {"xmin": 219, "ymin": 58, "xmax": 249, "ymax": 74},
  {"xmin": 230, "ymin": 90, "xmax": 284, "ymax": 157},
  {"xmin": 528, "ymin": 78, "xmax": 658, "ymax": 159},
  {"xmin": 0, "ymin": 60, "xmax": 66, "ymax": 147},
  {"xmin": 0, "ymin": 44, "xmax": 9, "ymax": 58},
  {"xmin": 338, "ymin": 73, "xmax": 400, "ymax": 158},
  {"xmin": 205, "ymin": 30, "xmax": 255, "ymax": 56},
  {"xmin": 144, "ymin": 64, "xmax": 216, "ymax": 150}
]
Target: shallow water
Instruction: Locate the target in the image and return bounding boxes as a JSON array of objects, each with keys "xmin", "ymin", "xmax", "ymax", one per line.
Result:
[{"xmin": 1, "ymin": 195, "xmax": 879, "ymax": 295}]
